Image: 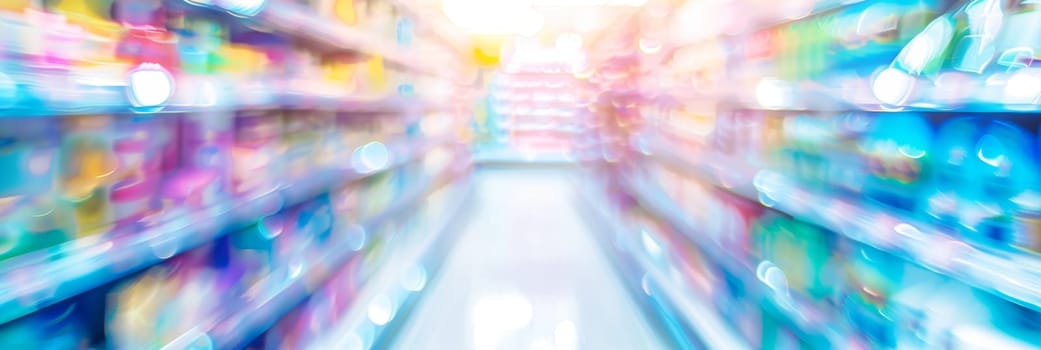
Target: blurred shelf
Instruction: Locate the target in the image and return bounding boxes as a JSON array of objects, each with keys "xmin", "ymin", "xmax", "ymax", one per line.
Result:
[
  {"xmin": 620, "ymin": 174, "xmax": 845, "ymax": 347},
  {"xmin": 641, "ymin": 136, "xmax": 1041, "ymax": 314},
  {"xmin": 647, "ymin": 77, "xmax": 1041, "ymax": 114},
  {"xmin": 0, "ymin": 138, "xmax": 439, "ymax": 325},
  {"xmin": 179, "ymin": 0, "xmax": 452, "ymax": 79},
  {"xmin": 182, "ymin": 157, "xmax": 472, "ymax": 350},
  {"xmin": 473, "ymin": 148, "xmax": 578, "ymax": 165},
  {"xmin": 579, "ymin": 177, "xmax": 753, "ymax": 350},
  {"xmin": 306, "ymin": 177, "xmax": 473, "ymax": 350},
  {"xmin": 501, "ymin": 124, "xmax": 582, "ymax": 133},
  {"xmin": 0, "ymin": 75, "xmax": 427, "ymax": 117}
]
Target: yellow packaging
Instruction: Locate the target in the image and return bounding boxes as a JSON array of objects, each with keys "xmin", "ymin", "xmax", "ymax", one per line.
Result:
[
  {"xmin": 321, "ymin": 58, "xmax": 358, "ymax": 95},
  {"xmin": 216, "ymin": 44, "xmax": 268, "ymax": 75},
  {"xmin": 0, "ymin": 0, "xmax": 33, "ymax": 12},
  {"xmin": 47, "ymin": 0, "xmax": 122, "ymax": 36},
  {"xmin": 363, "ymin": 56, "xmax": 387, "ymax": 95},
  {"xmin": 61, "ymin": 115, "xmax": 118, "ymax": 237}
]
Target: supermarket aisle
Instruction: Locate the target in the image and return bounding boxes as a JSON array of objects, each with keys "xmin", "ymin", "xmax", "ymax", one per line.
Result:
[{"xmin": 388, "ymin": 167, "xmax": 667, "ymax": 350}]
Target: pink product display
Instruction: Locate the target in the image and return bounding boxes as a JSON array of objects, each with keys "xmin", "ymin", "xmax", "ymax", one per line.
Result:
[
  {"xmin": 232, "ymin": 111, "xmax": 284, "ymax": 197},
  {"xmin": 161, "ymin": 168, "xmax": 221, "ymax": 213},
  {"xmin": 110, "ymin": 118, "xmax": 163, "ymax": 225},
  {"xmin": 110, "ymin": 177, "xmax": 158, "ymax": 225},
  {"xmin": 113, "ymin": 118, "xmax": 160, "ymax": 174}
]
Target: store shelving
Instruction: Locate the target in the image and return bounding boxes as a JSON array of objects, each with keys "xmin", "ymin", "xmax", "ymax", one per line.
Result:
[
  {"xmin": 0, "ymin": 77, "xmax": 433, "ymax": 118},
  {"xmin": 305, "ymin": 176, "xmax": 473, "ymax": 350},
  {"xmin": 0, "ymin": 137, "xmax": 454, "ymax": 325},
  {"xmin": 619, "ymin": 173, "xmax": 846, "ymax": 348},
  {"xmin": 640, "ymin": 135, "xmax": 1041, "ymax": 314},
  {"xmin": 645, "ymin": 81, "xmax": 1041, "ymax": 114},
  {"xmin": 166, "ymin": 156, "xmax": 472, "ymax": 350},
  {"xmin": 578, "ymin": 177, "xmax": 753, "ymax": 350},
  {"xmin": 178, "ymin": 0, "xmax": 451, "ymax": 79}
]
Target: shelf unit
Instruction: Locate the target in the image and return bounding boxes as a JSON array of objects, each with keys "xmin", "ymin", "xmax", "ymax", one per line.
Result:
[
  {"xmin": 620, "ymin": 173, "xmax": 846, "ymax": 348},
  {"xmin": 0, "ymin": 0, "xmax": 472, "ymax": 347},
  {"xmin": 641, "ymin": 135, "xmax": 1041, "ymax": 314},
  {"xmin": 0, "ymin": 82, "xmax": 431, "ymax": 118},
  {"xmin": 178, "ymin": 0, "xmax": 455, "ymax": 79},
  {"xmin": 168, "ymin": 157, "xmax": 471, "ymax": 350},
  {"xmin": 0, "ymin": 138, "xmax": 454, "ymax": 325},
  {"xmin": 305, "ymin": 176, "xmax": 473, "ymax": 350},
  {"xmin": 578, "ymin": 175, "xmax": 755, "ymax": 350}
]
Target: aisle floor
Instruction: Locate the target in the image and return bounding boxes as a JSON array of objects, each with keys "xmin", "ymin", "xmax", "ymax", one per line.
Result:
[{"xmin": 389, "ymin": 167, "xmax": 667, "ymax": 350}]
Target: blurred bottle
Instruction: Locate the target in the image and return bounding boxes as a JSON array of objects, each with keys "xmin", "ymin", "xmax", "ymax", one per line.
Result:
[
  {"xmin": 842, "ymin": 245, "xmax": 904, "ymax": 348},
  {"xmin": 860, "ymin": 113, "xmax": 932, "ymax": 211},
  {"xmin": 1013, "ymin": 125, "xmax": 1041, "ymax": 254},
  {"xmin": 921, "ymin": 117, "xmax": 983, "ymax": 231},
  {"xmin": 780, "ymin": 114, "xmax": 833, "ymax": 188},
  {"xmin": 883, "ymin": 0, "xmax": 1041, "ymax": 105},
  {"xmin": 826, "ymin": 113, "xmax": 873, "ymax": 195},
  {"xmin": 231, "ymin": 212, "xmax": 283, "ymax": 286},
  {"xmin": 839, "ymin": 0, "xmax": 942, "ymax": 69},
  {"xmin": 753, "ymin": 214, "xmax": 837, "ymax": 301},
  {"xmin": 293, "ymin": 194, "xmax": 333, "ymax": 243},
  {"xmin": 964, "ymin": 121, "xmax": 1037, "ymax": 248},
  {"xmin": 994, "ymin": 1, "xmax": 1041, "ymax": 72}
]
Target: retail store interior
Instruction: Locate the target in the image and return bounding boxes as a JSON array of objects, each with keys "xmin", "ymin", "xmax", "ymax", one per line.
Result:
[{"xmin": 3, "ymin": 0, "xmax": 1041, "ymax": 349}]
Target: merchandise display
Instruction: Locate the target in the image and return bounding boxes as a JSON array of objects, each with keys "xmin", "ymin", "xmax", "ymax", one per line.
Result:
[
  {"xmin": 0, "ymin": 0, "xmax": 474, "ymax": 347},
  {"xmin": 7, "ymin": 0, "xmax": 1041, "ymax": 349},
  {"xmin": 577, "ymin": 0, "xmax": 1041, "ymax": 348}
]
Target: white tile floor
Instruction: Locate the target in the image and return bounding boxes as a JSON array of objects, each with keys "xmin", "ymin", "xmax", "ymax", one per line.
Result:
[{"xmin": 389, "ymin": 167, "xmax": 667, "ymax": 350}]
